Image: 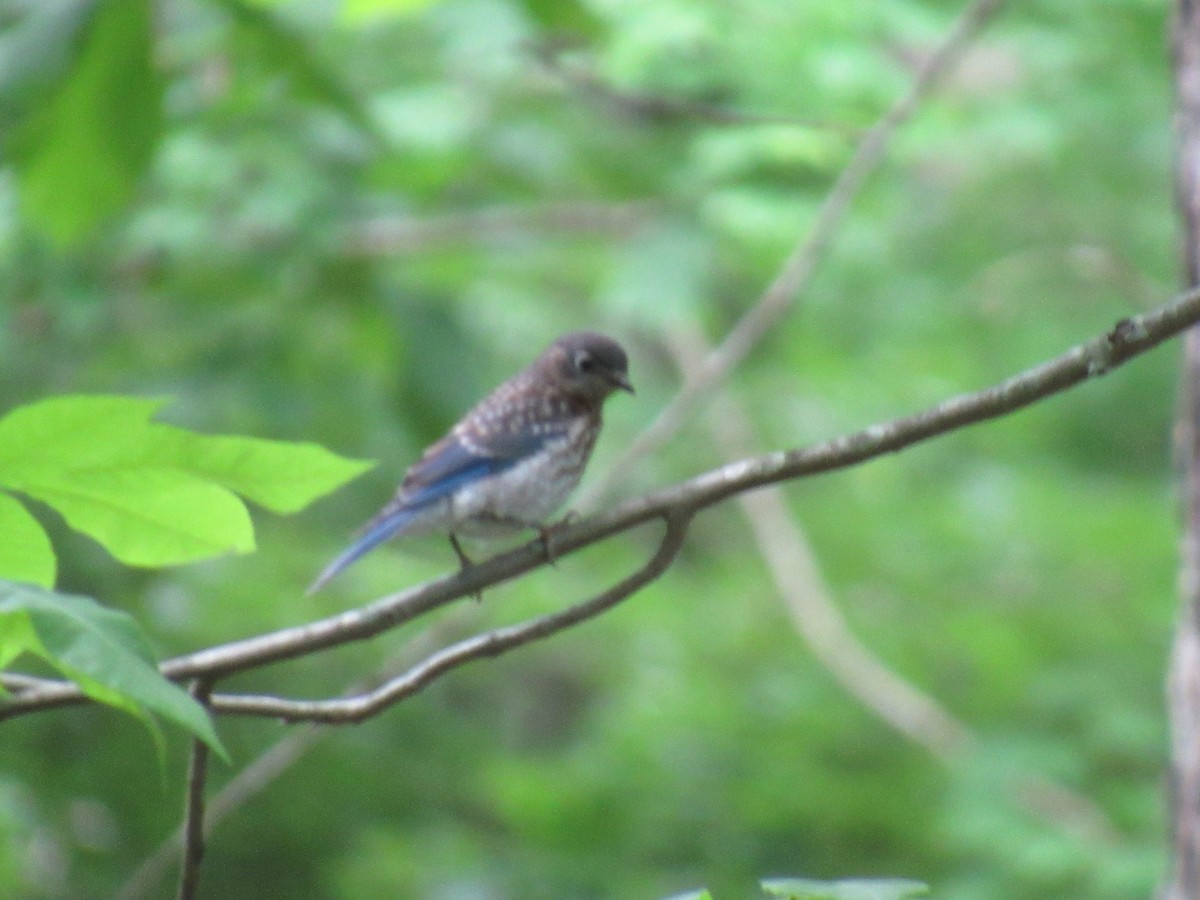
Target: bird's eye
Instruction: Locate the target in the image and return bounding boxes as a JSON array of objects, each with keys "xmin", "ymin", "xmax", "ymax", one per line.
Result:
[{"xmin": 576, "ymin": 353, "xmax": 595, "ymax": 373}]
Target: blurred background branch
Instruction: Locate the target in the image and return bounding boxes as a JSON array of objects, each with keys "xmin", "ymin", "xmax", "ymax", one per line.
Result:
[
  {"xmin": 666, "ymin": 321, "xmax": 1121, "ymax": 849},
  {"xmin": 577, "ymin": 0, "xmax": 1008, "ymax": 509},
  {"xmin": 342, "ymin": 201, "xmax": 660, "ymax": 256},
  {"xmin": 534, "ymin": 43, "xmax": 861, "ymax": 133}
]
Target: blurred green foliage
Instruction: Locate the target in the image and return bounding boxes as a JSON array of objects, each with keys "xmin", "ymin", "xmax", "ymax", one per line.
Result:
[{"xmin": 0, "ymin": 0, "xmax": 1180, "ymax": 897}]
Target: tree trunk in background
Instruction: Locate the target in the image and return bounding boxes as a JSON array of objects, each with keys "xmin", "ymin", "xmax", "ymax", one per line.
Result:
[{"xmin": 1170, "ymin": 4, "xmax": 1200, "ymax": 897}]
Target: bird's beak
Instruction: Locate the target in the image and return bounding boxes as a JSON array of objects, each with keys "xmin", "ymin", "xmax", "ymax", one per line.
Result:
[{"xmin": 610, "ymin": 371, "xmax": 635, "ymax": 394}]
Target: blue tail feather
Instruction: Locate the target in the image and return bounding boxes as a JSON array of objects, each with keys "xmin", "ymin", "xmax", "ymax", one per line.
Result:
[{"xmin": 307, "ymin": 506, "xmax": 419, "ymax": 594}]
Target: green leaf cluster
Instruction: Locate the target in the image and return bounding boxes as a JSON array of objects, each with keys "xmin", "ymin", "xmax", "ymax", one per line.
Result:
[
  {"xmin": 0, "ymin": 394, "xmax": 371, "ymax": 587},
  {"xmin": 3, "ymin": 0, "xmax": 161, "ymax": 244},
  {"xmin": 0, "ymin": 394, "xmax": 367, "ymax": 761}
]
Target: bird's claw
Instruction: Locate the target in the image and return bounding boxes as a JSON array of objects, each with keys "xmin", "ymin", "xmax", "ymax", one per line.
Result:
[
  {"xmin": 449, "ymin": 533, "xmax": 483, "ymax": 602},
  {"xmin": 538, "ymin": 512, "xmax": 577, "ymax": 566},
  {"xmin": 537, "ymin": 526, "xmax": 558, "ymax": 566}
]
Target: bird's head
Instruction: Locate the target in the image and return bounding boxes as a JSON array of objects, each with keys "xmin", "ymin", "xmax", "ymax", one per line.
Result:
[{"xmin": 544, "ymin": 331, "xmax": 634, "ymax": 403}]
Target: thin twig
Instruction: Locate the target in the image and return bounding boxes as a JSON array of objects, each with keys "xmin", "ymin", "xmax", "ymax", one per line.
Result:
[
  {"xmin": 0, "ymin": 673, "xmax": 60, "ymax": 693},
  {"xmin": 537, "ymin": 46, "xmax": 859, "ymax": 134},
  {"xmin": 576, "ymin": 0, "xmax": 1008, "ymax": 509},
  {"xmin": 176, "ymin": 680, "xmax": 213, "ymax": 900},
  {"xmin": 116, "ymin": 621, "xmax": 454, "ymax": 900},
  {"xmin": 3, "ymin": 283, "xmax": 1200, "ymax": 719},
  {"xmin": 124, "ymin": 737, "xmax": 310, "ymax": 900}
]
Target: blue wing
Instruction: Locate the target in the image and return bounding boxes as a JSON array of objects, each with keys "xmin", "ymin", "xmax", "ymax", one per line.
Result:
[
  {"xmin": 307, "ymin": 422, "xmax": 567, "ymax": 593},
  {"xmin": 400, "ymin": 425, "xmax": 560, "ymax": 508}
]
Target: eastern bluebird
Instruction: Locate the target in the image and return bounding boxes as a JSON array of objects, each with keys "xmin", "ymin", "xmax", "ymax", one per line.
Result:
[{"xmin": 308, "ymin": 331, "xmax": 633, "ymax": 593}]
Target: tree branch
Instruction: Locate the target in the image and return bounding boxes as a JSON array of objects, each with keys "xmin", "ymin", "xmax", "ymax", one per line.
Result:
[
  {"xmin": 2, "ymin": 285, "xmax": 1198, "ymax": 722},
  {"xmin": 0, "ymin": 673, "xmax": 60, "ymax": 693},
  {"xmin": 204, "ymin": 513, "xmax": 688, "ymax": 723}
]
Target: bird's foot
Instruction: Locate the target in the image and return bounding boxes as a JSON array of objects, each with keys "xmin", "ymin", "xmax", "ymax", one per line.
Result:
[
  {"xmin": 537, "ymin": 512, "xmax": 578, "ymax": 566},
  {"xmin": 449, "ymin": 533, "xmax": 483, "ymax": 602}
]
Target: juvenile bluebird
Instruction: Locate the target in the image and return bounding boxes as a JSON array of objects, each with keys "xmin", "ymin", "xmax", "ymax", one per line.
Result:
[{"xmin": 308, "ymin": 331, "xmax": 633, "ymax": 593}]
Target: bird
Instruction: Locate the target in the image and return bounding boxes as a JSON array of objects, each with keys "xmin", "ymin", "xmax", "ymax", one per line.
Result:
[{"xmin": 308, "ymin": 331, "xmax": 633, "ymax": 594}]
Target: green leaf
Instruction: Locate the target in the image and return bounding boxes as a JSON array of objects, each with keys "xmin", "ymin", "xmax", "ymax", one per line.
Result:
[
  {"xmin": 0, "ymin": 394, "xmax": 167, "ymax": 468},
  {"xmin": 13, "ymin": 0, "xmax": 163, "ymax": 243},
  {"xmin": 341, "ymin": 0, "xmax": 441, "ymax": 24},
  {"xmin": 0, "ymin": 395, "xmax": 371, "ymax": 579},
  {"xmin": 520, "ymin": 0, "xmax": 606, "ymax": 38},
  {"xmin": 761, "ymin": 879, "xmax": 931, "ymax": 900},
  {"xmin": 147, "ymin": 431, "xmax": 375, "ymax": 515},
  {"xmin": 0, "ymin": 396, "xmax": 255, "ymax": 565},
  {"xmin": 14, "ymin": 468, "xmax": 255, "ymax": 566},
  {"xmin": 0, "ymin": 582, "xmax": 227, "ymax": 760},
  {"xmin": 0, "ymin": 0, "xmax": 94, "ymax": 132},
  {"xmin": 0, "ymin": 493, "xmax": 55, "ymax": 588}
]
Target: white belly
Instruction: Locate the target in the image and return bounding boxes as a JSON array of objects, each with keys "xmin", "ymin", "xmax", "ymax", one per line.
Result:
[{"xmin": 450, "ymin": 424, "xmax": 593, "ymax": 537}]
